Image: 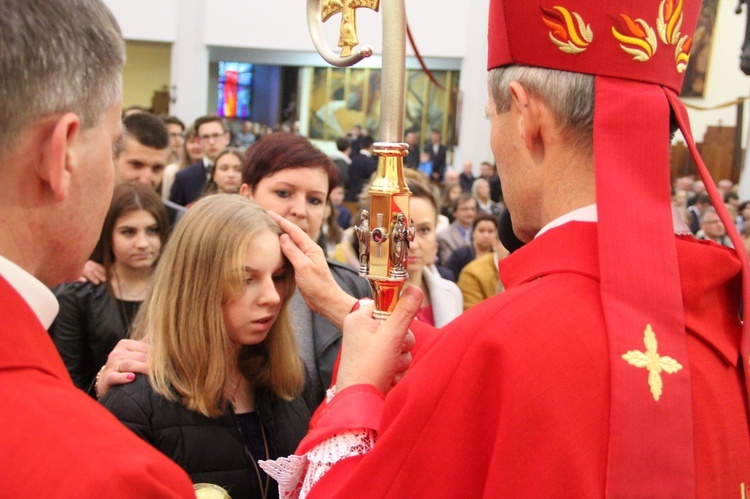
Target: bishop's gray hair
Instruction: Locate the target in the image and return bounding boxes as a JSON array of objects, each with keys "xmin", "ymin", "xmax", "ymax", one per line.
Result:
[
  {"xmin": 488, "ymin": 65, "xmax": 594, "ymax": 153},
  {"xmin": 0, "ymin": 0, "xmax": 125, "ymax": 155}
]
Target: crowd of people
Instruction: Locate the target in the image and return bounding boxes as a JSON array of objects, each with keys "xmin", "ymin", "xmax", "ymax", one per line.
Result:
[
  {"xmin": 3, "ymin": 0, "xmax": 750, "ymax": 497},
  {"xmin": 105, "ymin": 103, "xmax": 517, "ymax": 317}
]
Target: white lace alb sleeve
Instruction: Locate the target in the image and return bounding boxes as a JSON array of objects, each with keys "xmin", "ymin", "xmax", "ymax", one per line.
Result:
[{"xmin": 259, "ymin": 429, "xmax": 377, "ymax": 499}]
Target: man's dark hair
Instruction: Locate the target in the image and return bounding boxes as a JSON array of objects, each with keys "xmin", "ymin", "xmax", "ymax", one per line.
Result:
[
  {"xmin": 162, "ymin": 115, "xmax": 185, "ymax": 131},
  {"xmin": 725, "ymin": 192, "xmax": 739, "ymax": 203},
  {"xmin": 336, "ymin": 137, "xmax": 350, "ymax": 152},
  {"xmin": 452, "ymin": 193, "xmax": 476, "ymax": 213},
  {"xmin": 122, "ymin": 105, "xmax": 149, "ymax": 117},
  {"xmin": 361, "ymin": 135, "xmax": 375, "ymax": 150},
  {"xmin": 193, "ymin": 115, "xmax": 228, "ymax": 135},
  {"xmin": 116, "ymin": 112, "xmax": 169, "ymax": 155},
  {"xmin": 695, "ymin": 193, "xmax": 711, "ymax": 206},
  {"xmin": 472, "ymin": 212, "xmax": 499, "ymax": 231}
]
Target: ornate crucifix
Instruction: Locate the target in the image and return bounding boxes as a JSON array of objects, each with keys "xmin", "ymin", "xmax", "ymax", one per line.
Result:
[{"xmin": 321, "ymin": 0, "xmax": 380, "ymax": 57}]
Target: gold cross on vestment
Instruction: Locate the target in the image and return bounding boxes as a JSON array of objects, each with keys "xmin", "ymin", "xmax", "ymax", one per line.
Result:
[
  {"xmin": 321, "ymin": 0, "xmax": 380, "ymax": 57},
  {"xmin": 621, "ymin": 324, "xmax": 683, "ymax": 402}
]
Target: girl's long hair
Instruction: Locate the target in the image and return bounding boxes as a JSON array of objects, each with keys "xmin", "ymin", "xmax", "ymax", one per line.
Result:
[
  {"xmin": 131, "ymin": 194, "xmax": 302, "ymax": 417},
  {"xmin": 91, "ymin": 182, "xmax": 168, "ymax": 298}
]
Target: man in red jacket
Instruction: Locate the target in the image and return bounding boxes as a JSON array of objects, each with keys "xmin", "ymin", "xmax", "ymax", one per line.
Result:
[
  {"xmin": 0, "ymin": 0, "xmax": 194, "ymax": 496},
  {"xmin": 264, "ymin": 0, "xmax": 750, "ymax": 497}
]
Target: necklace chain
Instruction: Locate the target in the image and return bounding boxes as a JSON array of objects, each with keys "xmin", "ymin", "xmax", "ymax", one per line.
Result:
[{"xmin": 230, "ymin": 379, "xmax": 270, "ymax": 499}]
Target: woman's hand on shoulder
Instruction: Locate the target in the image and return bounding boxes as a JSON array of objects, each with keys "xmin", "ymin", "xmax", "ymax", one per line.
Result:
[
  {"xmin": 77, "ymin": 260, "xmax": 106, "ymax": 285},
  {"xmin": 95, "ymin": 339, "xmax": 149, "ymax": 398}
]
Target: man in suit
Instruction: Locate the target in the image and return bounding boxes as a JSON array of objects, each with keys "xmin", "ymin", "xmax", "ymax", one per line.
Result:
[
  {"xmin": 459, "ymin": 160, "xmax": 475, "ymax": 192},
  {"xmin": 348, "ymin": 124, "xmax": 363, "ymax": 157},
  {"xmin": 344, "ymin": 134, "xmax": 377, "ymax": 202},
  {"xmin": 480, "ymin": 160, "xmax": 503, "ymax": 203},
  {"xmin": 404, "ymin": 131, "xmax": 420, "ymax": 169},
  {"xmin": 0, "ymin": 0, "xmax": 194, "ymax": 496},
  {"xmin": 162, "ymin": 115, "xmax": 185, "ymax": 165},
  {"xmin": 169, "ymin": 114, "xmax": 230, "ymax": 206},
  {"xmin": 331, "ymin": 136, "xmax": 352, "ymax": 187},
  {"xmin": 688, "ymin": 193, "xmax": 711, "ymax": 234},
  {"xmin": 437, "ymin": 193, "xmax": 477, "ymax": 265},
  {"xmin": 425, "ymin": 129, "xmax": 447, "ymax": 183}
]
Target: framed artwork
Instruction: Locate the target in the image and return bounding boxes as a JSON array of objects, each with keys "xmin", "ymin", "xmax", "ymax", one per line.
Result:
[
  {"xmin": 680, "ymin": 0, "xmax": 719, "ymax": 97},
  {"xmin": 308, "ymin": 66, "xmax": 460, "ymax": 145}
]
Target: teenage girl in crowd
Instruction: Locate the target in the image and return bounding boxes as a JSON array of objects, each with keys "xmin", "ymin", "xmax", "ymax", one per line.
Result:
[
  {"xmin": 201, "ymin": 147, "xmax": 244, "ymax": 196},
  {"xmin": 100, "ymin": 195, "xmax": 311, "ymax": 498},
  {"xmin": 51, "ymin": 182, "xmax": 168, "ymax": 392},
  {"xmin": 96, "ymin": 133, "xmax": 371, "ymax": 407}
]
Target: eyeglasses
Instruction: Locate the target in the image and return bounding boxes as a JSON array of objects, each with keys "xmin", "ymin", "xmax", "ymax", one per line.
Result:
[
  {"xmin": 199, "ymin": 133, "xmax": 225, "ymax": 142},
  {"xmin": 169, "ymin": 132, "xmax": 185, "ymax": 139}
]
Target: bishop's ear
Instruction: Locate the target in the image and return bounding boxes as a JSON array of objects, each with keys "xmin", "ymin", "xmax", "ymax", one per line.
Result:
[
  {"xmin": 36, "ymin": 112, "xmax": 80, "ymax": 202},
  {"xmin": 508, "ymin": 82, "xmax": 541, "ymax": 152}
]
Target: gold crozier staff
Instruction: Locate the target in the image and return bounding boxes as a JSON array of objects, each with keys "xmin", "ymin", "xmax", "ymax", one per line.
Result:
[{"xmin": 308, "ymin": 0, "xmax": 412, "ymax": 318}]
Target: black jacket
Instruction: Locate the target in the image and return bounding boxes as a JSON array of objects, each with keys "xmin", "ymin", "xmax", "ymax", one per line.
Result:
[
  {"xmin": 344, "ymin": 152, "xmax": 377, "ymax": 202},
  {"xmin": 100, "ymin": 375, "xmax": 312, "ymax": 498},
  {"xmin": 170, "ymin": 160, "xmax": 208, "ymax": 207},
  {"xmin": 424, "ymin": 142, "xmax": 447, "ymax": 182},
  {"xmin": 50, "ymin": 281, "xmax": 135, "ymax": 392}
]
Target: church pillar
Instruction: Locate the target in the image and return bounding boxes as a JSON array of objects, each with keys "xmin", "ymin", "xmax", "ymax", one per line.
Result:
[
  {"xmin": 169, "ymin": 0, "xmax": 210, "ymax": 126},
  {"xmin": 452, "ymin": 0, "xmax": 493, "ymax": 175}
]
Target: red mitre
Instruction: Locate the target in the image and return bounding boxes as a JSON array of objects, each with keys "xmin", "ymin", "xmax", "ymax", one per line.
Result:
[{"xmin": 487, "ymin": 1, "xmax": 750, "ymax": 497}]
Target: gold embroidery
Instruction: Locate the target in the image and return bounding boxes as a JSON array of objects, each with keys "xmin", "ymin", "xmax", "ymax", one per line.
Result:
[
  {"xmin": 541, "ymin": 6, "xmax": 593, "ymax": 54},
  {"xmin": 622, "ymin": 324, "xmax": 683, "ymax": 401},
  {"xmin": 611, "ymin": 14, "xmax": 658, "ymax": 62},
  {"xmin": 321, "ymin": 0, "xmax": 380, "ymax": 57}
]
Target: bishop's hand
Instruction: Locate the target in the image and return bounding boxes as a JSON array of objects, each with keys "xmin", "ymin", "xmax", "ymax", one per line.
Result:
[
  {"xmin": 268, "ymin": 211, "xmax": 357, "ymax": 330},
  {"xmin": 336, "ymin": 285, "xmax": 422, "ymax": 395}
]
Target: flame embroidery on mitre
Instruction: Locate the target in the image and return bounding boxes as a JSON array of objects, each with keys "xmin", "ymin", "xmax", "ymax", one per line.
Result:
[
  {"xmin": 674, "ymin": 34, "xmax": 692, "ymax": 73},
  {"xmin": 656, "ymin": 0, "xmax": 684, "ymax": 44},
  {"xmin": 540, "ymin": 6, "xmax": 593, "ymax": 54},
  {"xmin": 656, "ymin": 0, "xmax": 693, "ymax": 72},
  {"xmin": 611, "ymin": 14, "xmax": 658, "ymax": 62}
]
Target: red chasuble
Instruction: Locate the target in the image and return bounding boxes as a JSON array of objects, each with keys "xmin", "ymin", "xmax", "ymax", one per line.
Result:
[
  {"xmin": 0, "ymin": 276, "xmax": 195, "ymax": 497},
  {"xmin": 299, "ymin": 223, "xmax": 750, "ymax": 497}
]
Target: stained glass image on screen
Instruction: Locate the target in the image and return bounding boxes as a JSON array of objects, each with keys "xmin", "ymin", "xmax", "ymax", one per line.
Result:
[{"xmin": 218, "ymin": 62, "xmax": 253, "ymax": 119}]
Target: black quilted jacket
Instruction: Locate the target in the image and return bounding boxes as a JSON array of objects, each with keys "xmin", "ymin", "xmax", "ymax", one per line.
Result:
[{"xmin": 100, "ymin": 374, "xmax": 312, "ymax": 498}]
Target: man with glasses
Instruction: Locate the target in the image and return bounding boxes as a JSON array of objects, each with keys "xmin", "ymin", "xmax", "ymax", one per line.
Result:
[
  {"xmin": 169, "ymin": 114, "xmax": 230, "ymax": 206},
  {"xmin": 698, "ymin": 207, "xmax": 733, "ymax": 247},
  {"xmin": 437, "ymin": 193, "xmax": 477, "ymax": 265},
  {"xmin": 162, "ymin": 115, "xmax": 185, "ymax": 165}
]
